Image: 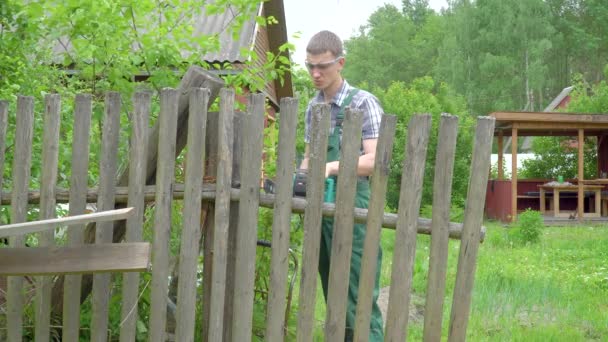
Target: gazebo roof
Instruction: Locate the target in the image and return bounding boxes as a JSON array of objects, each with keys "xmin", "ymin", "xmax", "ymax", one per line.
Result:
[{"xmin": 490, "ymin": 111, "xmax": 608, "ymax": 136}]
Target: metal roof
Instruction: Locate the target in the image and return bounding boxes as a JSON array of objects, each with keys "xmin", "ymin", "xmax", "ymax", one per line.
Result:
[{"xmin": 193, "ymin": 3, "xmax": 260, "ymax": 63}]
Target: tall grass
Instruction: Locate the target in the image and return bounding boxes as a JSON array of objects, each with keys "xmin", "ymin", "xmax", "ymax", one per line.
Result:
[{"xmin": 256, "ymin": 219, "xmax": 608, "ymax": 341}]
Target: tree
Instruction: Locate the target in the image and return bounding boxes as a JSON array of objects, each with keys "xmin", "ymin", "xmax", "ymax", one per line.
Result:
[
  {"xmin": 343, "ymin": 3, "xmax": 444, "ymax": 90},
  {"xmin": 373, "ymin": 77, "xmax": 474, "ymax": 209}
]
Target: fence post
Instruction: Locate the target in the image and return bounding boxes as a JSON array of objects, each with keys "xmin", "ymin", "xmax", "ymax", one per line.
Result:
[
  {"xmin": 119, "ymin": 91, "xmax": 151, "ymax": 341},
  {"xmin": 324, "ymin": 108, "xmax": 364, "ymax": 342},
  {"xmin": 231, "ymin": 93, "xmax": 266, "ymax": 341},
  {"xmin": 354, "ymin": 114, "xmax": 397, "ymax": 342},
  {"xmin": 62, "ymin": 94, "xmax": 93, "ymax": 341},
  {"xmin": 148, "ymin": 89, "xmax": 179, "ymax": 342},
  {"xmin": 265, "ymin": 97, "xmax": 299, "ymax": 341},
  {"xmin": 207, "ymin": 88, "xmax": 235, "ymax": 342},
  {"xmin": 7, "ymin": 96, "xmax": 34, "ymax": 342},
  {"xmin": 423, "ymin": 114, "xmax": 459, "ymax": 342},
  {"xmin": 91, "ymin": 92, "xmax": 121, "ymax": 342},
  {"xmin": 448, "ymin": 117, "xmax": 495, "ymax": 342},
  {"xmin": 385, "ymin": 114, "xmax": 432, "ymax": 341},
  {"xmin": 34, "ymin": 94, "xmax": 61, "ymax": 341},
  {"xmin": 296, "ymin": 104, "xmax": 331, "ymax": 342}
]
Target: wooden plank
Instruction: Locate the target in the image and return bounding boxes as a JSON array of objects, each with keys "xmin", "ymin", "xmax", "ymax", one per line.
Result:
[
  {"xmin": 325, "ymin": 108, "xmax": 364, "ymax": 342},
  {"xmin": 0, "ymin": 100, "xmax": 8, "ymax": 201},
  {"xmin": 578, "ymin": 129, "xmax": 584, "ymax": 221},
  {"xmin": 423, "ymin": 114, "xmax": 459, "ymax": 342},
  {"xmin": 202, "ymin": 110, "xmax": 219, "ymax": 341},
  {"xmin": 385, "ymin": 114, "xmax": 432, "ymax": 342},
  {"xmin": 296, "ymin": 104, "xmax": 331, "ymax": 342},
  {"xmin": 149, "ymin": 89, "xmax": 180, "ymax": 342},
  {"xmin": 207, "ymin": 88, "xmax": 234, "ymax": 342},
  {"xmin": 230, "ymin": 93, "xmax": 266, "ymax": 341},
  {"xmin": 0, "ymin": 243, "xmax": 150, "ymax": 275},
  {"xmin": 264, "ymin": 97, "xmax": 299, "ymax": 341},
  {"xmin": 0, "ymin": 208, "xmax": 133, "ymax": 238},
  {"xmin": 174, "ymin": 88, "xmax": 208, "ymax": 342},
  {"xmin": 223, "ymin": 111, "xmax": 243, "ymax": 342},
  {"xmin": 7, "ymin": 96, "xmax": 35, "ymax": 342},
  {"xmin": 353, "ymin": 114, "xmax": 397, "ymax": 342},
  {"xmin": 447, "ymin": 117, "xmax": 495, "ymax": 342},
  {"xmin": 511, "ymin": 127, "xmax": 518, "ymax": 222},
  {"xmin": 63, "ymin": 93, "xmax": 93, "ymax": 341},
  {"xmin": 91, "ymin": 92, "xmax": 121, "ymax": 342},
  {"xmin": 1, "ymin": 185, "xmax": 484, "ymax": 240},
  {"xmin": 119, "ymin": 91, "xmax": 151, "ymax": 341}
]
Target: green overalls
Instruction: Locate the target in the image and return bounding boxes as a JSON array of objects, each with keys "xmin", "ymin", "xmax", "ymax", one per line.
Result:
[{"xmin": 318, "ymin": 88, "xmax": 384, "ymax": 341}]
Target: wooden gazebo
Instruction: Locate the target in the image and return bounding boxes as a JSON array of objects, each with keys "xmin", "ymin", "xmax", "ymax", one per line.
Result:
[{"xmin": 486, "ymin": 111, "xmax": 608, "ymax": 222}]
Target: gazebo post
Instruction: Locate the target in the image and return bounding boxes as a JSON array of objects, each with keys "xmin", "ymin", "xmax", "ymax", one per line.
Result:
[
  {"xmin": 497, "ymin": 131, "xmax": 504, "ymax": 180},
  {"xmin": 578, "ymin": 129, "xmax": 584, "ymax": 221},
  {"xmin": 511, "ymin": 127, "xmax": 518, "ymax": 222}
]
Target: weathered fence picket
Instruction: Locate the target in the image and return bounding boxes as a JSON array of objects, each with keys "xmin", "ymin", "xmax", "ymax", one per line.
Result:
[
  {"xmin": 325, "ymin": 108, "xmax": 364, "ymax": 342},
  {"xmin": 207, "ymin": 88, "xmax": 235, "ymax": 342},
  {"xmin": 385, "ymin": 114, "xmax": 432, "ymax": 341},
  {"xmin": 149, "ymin": 89, "xmax": 180, "ymax": 342},
  {"xmin": 91, "ymin": 92, "xmax": 122, "ymax": 342},
  {"xmin": 174, "ymin": 88, "xmax": 208, "ymax": 341},
  {"xmin": 423, "ymin": 114, "xmax": 459, "ymax": 342},
  {"xmin": 34, "ymin": 94, "xmax": 61, "ymax": 342},
  {"xmin": 296, "ymin": 104, "xmax": 331, "ymax": 342},
  {"xmin": 7, "ymin": 96, "xmax": 35, "ymax": 342},
  {"xmin": 354, "ymin": 114, "xmax": 397, "ymax": 342},
  {"xmin": 62, "ymin": 94, "xmax": 92, "ymax": 341},
  {"xmin": 265, "ymin": 97, "xmax": 299, "ymax": 341},
  {"xmin": 230, "ymin": 93, "xmax": 266, "ymax": 341},
  {"xmin": 120, "ymin": 91, "xmax": 151, "ymax": 341},
  {"xmin": 0, "ymin": 72, "xmax": 493, "ymax": 341},
  {"xmin": 448, "ymin": 117, "xmax": 495, "ymax": 341}
]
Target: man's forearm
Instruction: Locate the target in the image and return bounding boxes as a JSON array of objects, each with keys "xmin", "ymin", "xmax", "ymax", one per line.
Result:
[{"xmin": 325, "ymin": 153, "xmax": 375, "ymax": 178}]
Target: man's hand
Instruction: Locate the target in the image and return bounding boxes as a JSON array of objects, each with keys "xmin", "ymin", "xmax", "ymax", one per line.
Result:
[{"xmin": 325, "ymin": 161, "xmax": 339, "ymax": 178}]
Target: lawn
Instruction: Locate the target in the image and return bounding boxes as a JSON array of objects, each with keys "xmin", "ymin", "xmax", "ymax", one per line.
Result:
[
  {"xmin": 387, "ymin": 221, "xmax": 608, "ymax": 341},
  {"xmin": 278, "ymin": 221, "xmax": 608, "ymax": 341}
]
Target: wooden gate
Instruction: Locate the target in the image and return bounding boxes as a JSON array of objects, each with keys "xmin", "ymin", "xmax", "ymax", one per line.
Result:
[{"xmin": 0, "ymin": 67, "xmax": 494, "ymax": 341}]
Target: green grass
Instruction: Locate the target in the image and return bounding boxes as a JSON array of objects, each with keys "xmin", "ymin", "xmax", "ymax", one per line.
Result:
[{"xmin": 275, "ymin": 222, "xmax": 608, "ymax": 341}]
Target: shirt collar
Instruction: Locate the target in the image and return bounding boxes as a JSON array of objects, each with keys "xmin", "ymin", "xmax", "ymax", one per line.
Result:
[{"xmin": 313, "ymin": 80, "xmax": 352, "ymax": 106}]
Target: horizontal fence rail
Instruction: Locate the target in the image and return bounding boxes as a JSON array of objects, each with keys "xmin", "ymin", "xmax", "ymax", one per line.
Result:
[
  {"xmin": 0, "ymin": 185, "xmax": 485, "ymax": 241},
  {"xmin": 0, "ymin": 68, "xmax": 494, "ymax": 341}
]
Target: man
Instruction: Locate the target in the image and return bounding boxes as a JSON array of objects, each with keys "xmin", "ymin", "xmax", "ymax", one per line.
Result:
[{"xmin": 300, "ymin": 30, "xmax": 384, "ymax": 341}]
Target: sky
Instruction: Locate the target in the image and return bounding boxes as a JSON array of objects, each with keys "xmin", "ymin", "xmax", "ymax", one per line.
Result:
[{"xmin": 283, "ymin": 0, "xmax": 448, "ymax": 66}]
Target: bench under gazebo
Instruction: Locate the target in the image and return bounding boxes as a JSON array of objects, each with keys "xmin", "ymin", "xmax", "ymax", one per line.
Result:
[{"xmin": 485, "ymin": 111, "xmax": 608, "ymax": 223}]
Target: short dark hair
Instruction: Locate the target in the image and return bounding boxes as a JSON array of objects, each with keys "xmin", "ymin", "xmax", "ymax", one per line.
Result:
[{"xmin": 306, "ymin": 30, "xmax": 343, "ymax": 57}]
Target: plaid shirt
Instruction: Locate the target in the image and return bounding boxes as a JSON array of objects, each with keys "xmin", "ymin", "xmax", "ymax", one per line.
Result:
[{"xmin": 304, "ymin": 80, "xmax": 383, "ymax": 144}]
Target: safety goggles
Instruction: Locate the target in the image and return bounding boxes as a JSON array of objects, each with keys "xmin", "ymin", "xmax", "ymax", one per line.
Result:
[{"xmin": 304, "ymin": 56, "xmax": 343, "ymax": 71}]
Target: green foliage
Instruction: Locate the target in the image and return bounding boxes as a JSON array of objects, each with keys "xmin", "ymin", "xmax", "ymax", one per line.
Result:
[
  {"xmin": 343, "ymin": 3, "xmax": 443, "ymax": 90},
  {"xmin": 509, "ymin": 209, "xmax": 544, "ymax": 245},
  {"xmin": 373, "ymin": 77, "xmax": 474, "ymax": 209},
  {"xmin": 520, "ymin": 77, "xmax": 608, "ymax": 179},
  {"xmin": 520, "ymin": 136, "xmax": 597, "ymax": 179}
]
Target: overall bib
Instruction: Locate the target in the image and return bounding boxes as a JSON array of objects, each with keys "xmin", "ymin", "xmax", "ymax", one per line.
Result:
[{"xmin": 318, "ymin": 89, "xmax": 384, "ymax": 341}]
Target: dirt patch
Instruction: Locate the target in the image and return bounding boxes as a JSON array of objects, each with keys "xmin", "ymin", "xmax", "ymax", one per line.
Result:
[{"xmin": 376, "ymin": 286, "xmax": 425, "ymax": 326}]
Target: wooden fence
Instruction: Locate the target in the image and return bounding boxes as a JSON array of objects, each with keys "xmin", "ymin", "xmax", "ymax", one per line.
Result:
[{"xmin": 0, "ymin": 67, "xmax": 494, "ymax": 341}]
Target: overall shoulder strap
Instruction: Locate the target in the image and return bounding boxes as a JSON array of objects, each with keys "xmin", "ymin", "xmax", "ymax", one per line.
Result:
[{"xmin": 336, "ymin": 88, "xmax": 360, "ymax": 123}]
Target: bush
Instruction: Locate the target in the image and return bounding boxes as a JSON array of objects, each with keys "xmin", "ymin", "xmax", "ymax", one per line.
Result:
[{"xmin": 509, "ymin": 209, "xmax": 544, "ymax": 245}]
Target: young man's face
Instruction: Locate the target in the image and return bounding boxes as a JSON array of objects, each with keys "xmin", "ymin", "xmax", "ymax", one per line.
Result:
[{"xmin": 305, "ymin": 51, "xmax": 344, "ymax": 91}]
